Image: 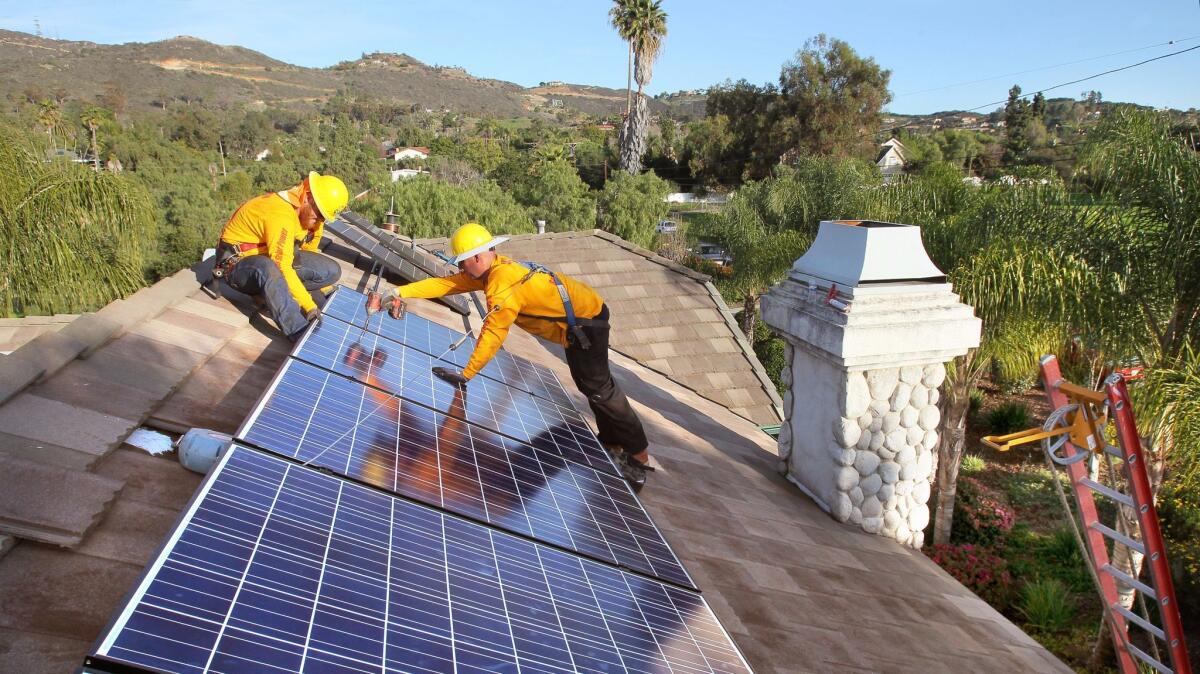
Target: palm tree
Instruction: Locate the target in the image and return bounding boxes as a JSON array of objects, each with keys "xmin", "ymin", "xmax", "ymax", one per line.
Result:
[
  {"xmin": 610, "ymin": 0, "xmax": 666, "ymax": 174},
  {"xmin": 608, "ymin": 1, "xmax": 635, "ymax": 117},
  {"xmin": 37, "ymin": 99, "xmax": 62, "ymax": 152},
  {"xmin": 0, "ymin": 119, "xmax": 155, "ymax": 317},
  {"xmin": 80, "ymin": 106, "xmax": 105, "ymax": 172}
]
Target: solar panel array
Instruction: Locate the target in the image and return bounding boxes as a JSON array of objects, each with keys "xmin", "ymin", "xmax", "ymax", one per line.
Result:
[{"xmin": 86, "ymin": 285, "xmax": 750, "ymax": 674}]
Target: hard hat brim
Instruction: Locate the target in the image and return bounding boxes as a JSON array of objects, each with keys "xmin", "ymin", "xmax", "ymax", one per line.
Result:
[{"xmin": 452, "ymin": 236, "xmax": 508, "ymax": 264}]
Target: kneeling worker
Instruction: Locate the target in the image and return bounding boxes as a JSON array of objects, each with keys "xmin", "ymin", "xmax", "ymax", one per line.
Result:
[
  {"xmin": 378, "ymin": 222, "xmax": 654, "ymax": 489},
  {"xmin": 215, "ymin": 171, "xmax": 348, "ymax": 341}
]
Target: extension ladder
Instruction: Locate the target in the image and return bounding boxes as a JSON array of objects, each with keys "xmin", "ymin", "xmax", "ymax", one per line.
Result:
[{"xmin": 1036, "ymin": 355, "xmax": 1191, "ymax": 674}]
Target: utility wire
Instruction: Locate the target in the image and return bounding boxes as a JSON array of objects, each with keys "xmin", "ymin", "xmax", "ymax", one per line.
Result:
[
  {"xmin": 895, "ymin": 36, "xmax": 1200, "ymax": 98},
  {"xmin": 965, "ymin": 43, "xmax": 1200, "ymax": 112}
]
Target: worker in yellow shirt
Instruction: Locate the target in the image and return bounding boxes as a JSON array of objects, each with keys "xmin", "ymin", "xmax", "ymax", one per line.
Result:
[
  {"xmin": 215, "ymin": 172, "xmax": 348, "ymax": 341},
  {"xmin": 379, "ymin": 223, "xmax": 653, "ymax": 489}
]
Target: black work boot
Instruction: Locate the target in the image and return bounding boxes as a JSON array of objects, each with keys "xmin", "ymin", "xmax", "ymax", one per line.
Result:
[{"xmin": 620, "ymin": 453, "xmax": 653, "ymax": 492}]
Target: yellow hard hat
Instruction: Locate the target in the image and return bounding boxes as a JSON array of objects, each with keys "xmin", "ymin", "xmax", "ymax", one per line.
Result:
[
  {"xmin": 449, "ymin": 222, "xmax": 508, "ymax": 263},
  {"xmin": 307, "ymin": 171, "xmax": 348, "ymax": 224}
]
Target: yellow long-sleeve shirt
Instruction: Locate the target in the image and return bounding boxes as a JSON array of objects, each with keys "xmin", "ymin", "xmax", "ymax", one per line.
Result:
[
  {"xmin": 398, "ymin": 255, "xmax": 604, "ymax": 378},
  {"xmin": 219, "ymin": 185, "xmax": 324, "ymax": 313}
]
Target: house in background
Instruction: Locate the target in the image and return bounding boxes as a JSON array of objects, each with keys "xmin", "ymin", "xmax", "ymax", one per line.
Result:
[
  {"xmin": 876, "ymin": 137, "xmax": 906, "ymax": 183},
  {"xmin": 388, "ymin": 146, "xmax": 431, "ymax": 162}
]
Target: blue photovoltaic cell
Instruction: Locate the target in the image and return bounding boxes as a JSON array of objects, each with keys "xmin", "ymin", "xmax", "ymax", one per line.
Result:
[
  {"xmin": 291, "ymin": 316, "xmax": 616, "ymax": 476},
  {"xmin": 238, "ymin": 358, "xmax": 694, "ymax": 589},
  {"xmin": 88, "ymin": 447, "xmax": 752, "ymax": 674},
  {"xmin": 324, "ymin": 286, "xmax": 574, "ymax": 409}
]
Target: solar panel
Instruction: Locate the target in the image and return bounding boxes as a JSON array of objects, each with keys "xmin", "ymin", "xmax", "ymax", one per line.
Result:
[
  {"xmin": 86, "ymin": 447, "xmax": 751, "ymax": 674},
  {"xmin": 323, "ymin": 287, "xmax": 574, "ymax": 409},
  {"xmin": 237, "ymin": 358, "xmax": 694, "ymax": 588},
  {"xmin": 325, "ymin": 214, "xmax": 472, "ymax": 316},
  {"xmin": 291, "ymin": 317, "xmax": 610, "ymax": 475}
]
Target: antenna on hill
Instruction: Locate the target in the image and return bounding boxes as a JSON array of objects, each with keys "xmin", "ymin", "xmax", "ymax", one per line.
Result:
[{"xmin": 34, "ymin": 19, "xmax": 42, "ymax": 37}]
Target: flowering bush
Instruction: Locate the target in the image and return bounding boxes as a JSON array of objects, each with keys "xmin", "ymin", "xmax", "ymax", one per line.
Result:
[
  {"xmin": 927, "ymin": 543, "xmax": 1013, "ymax": 605},
  {"xmin": 952, "ymin": 476, "xmax": 1015, "ymax": 545}
]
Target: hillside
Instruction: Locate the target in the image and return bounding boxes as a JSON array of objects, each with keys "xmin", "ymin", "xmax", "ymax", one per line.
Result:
[{"xmin": 0, "ymin": 30, "xmax": 645, "ymax": 119}]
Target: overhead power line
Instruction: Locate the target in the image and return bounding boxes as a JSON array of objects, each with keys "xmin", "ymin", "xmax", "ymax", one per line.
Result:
[
  {"xmin": 895, "ymin": 36, "xmax": 1200, "ymax": 98},
  {"xmin": 965, "ymin": 43, "xmax": 1200, "ymax": 112}
]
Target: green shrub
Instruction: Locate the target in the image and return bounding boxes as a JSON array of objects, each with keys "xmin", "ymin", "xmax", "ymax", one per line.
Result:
[
  {"xmin": 1007, "ymin": 526, "xmax": 1093, "ymax": 594},
  {"xmin": 985, "ymin": 400, "xmax": 1033, "ymax": 435},
  {"xmin": 961, "ymin": 454, "xmax": 987, "ymax": 473},
  {"xmin": 1018, "ymin": 579, "xmax": 1074, "ymax": 631},
  {"xmin": 1160, "ymin": 482, "xmax": 1200, "ymax": 603},
  {"xmin": 752, "ymin": 320, "xmax": 786, "ymax": 397}
]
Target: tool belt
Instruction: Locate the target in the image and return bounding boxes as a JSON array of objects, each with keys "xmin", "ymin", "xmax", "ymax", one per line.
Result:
[{"xmin": 211, "ymin": 240, "xmax": 266, "ymax": 279}]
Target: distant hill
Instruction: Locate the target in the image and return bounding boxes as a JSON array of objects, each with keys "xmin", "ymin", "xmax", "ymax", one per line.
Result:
[{"xmin": 0, "ymin": 30, "xmax": 652, "ymax": 118}]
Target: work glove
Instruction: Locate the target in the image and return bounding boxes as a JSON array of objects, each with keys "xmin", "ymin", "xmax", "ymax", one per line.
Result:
[
  {"xmin": 383, "ymin": 296, "xmax": 407, "ymax": 320},
  {"xmin": 432, "ymin": 366, "xmax": 468, "ymax": 388},
  {"xmin": 305, "ymin": 307, "xmax": 322, "ymax": 322}
]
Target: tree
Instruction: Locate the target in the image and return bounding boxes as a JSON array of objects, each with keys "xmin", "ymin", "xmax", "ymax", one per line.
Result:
[
  {"xmin": 608, "ymin": 1, "xmax": 636, "ymax": 116},
  {"xmin": 716, "ymin": 156, "xmax": 881, "ymax": 337},
  {"xmin": 775, "ymin": 35, "xmax": 892, "ymax": 159},
  {"xmin": 99, "ymin": 80, "xmax": 127, "ymax": 116},
  {"xmin": 596, "ymin": 170, "xmax": 670, "ymax": 247},
  {"xmin": 698, "ymin": 80, "xmax": 778, "ymax": 181},
  {"xmin": 373, "ymin": 177, "xmax": 533, "ymax": 239},
  {"xmin": 37, "ymin": 99, "xmax": 62, "ymax": 152},
  {"xmin": 80, "ymin": 106, "xmax": 107, "ymax": 172},
  {"xmin": 0, "ymin": 117, "xmax": 156, "ymax": 315},
  {"xmin": 1003, "ymin": 85, "xmax": 1033, "ymax": 164},
  {"xmin": 516, "ymin": 159, "xmax": 596, "ymax": 232},
  {"xmin": 611, "ymin": 0, "xmax": 667, "ymax": 174}
]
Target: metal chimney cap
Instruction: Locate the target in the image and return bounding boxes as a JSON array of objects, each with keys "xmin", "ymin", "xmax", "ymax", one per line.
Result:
[{"xmin": 792, "ymin": 220, "xmax": 946, "ymax": 287}]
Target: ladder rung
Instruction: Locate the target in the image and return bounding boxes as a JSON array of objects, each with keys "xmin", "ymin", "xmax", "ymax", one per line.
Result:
[
  {"xmin": 1112, "ymin": 602, "xmax": 1167, "ymax": 642},
  {"xmin": 1100, "ymin": 563, "xmax": 1157, "ymax": 600},
  {"xmin": 1126, "ymin": 642, "xmax": 1173, "ymax": 674},
  {"xmin": 1080, "ymin": 478, "xmax": 1135, "ymax": 507},
  {"xmin": 1091, "ymin": 521, "xmax": 1146, "ymax": 555},
  {"xmin": 1102, "ymin": 443, "xmax": 1126, "ymax": 459}
]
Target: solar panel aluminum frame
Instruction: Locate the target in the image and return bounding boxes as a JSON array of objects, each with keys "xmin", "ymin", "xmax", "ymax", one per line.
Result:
[
  {"xmin": 234, "ymin": 357, "xmax": 695, "ymax": 590},
  {"xmin": 84, "ymin": 446, "xmax": 753, "ymax": 674}
]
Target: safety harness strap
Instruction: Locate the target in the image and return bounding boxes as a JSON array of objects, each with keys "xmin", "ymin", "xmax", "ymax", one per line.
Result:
[{"xmin": 517, "ymin": 260, "xmax": 597, "ymax": 349}]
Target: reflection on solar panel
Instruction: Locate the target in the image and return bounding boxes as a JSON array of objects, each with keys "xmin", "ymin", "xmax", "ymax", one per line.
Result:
[
  {"xmin": 323, "ymin": 287, "xmax": 574, "ymax": 409},
  {"xmin": 238, "ymin": 358, "xmax": 693, "ymax": 588},
  {"xmin": 292, "ymin": 317, "xmax": 610, "ymax": 474},
  {"xmin": 87, "ymin": 447, "xmax": 751, "ymax": 674}
]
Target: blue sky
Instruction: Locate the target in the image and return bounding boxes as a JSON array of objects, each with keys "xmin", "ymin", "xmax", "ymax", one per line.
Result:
[{"xmin": 3, "ymin": 1, "xmax": 1198, "ymax": 114}]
